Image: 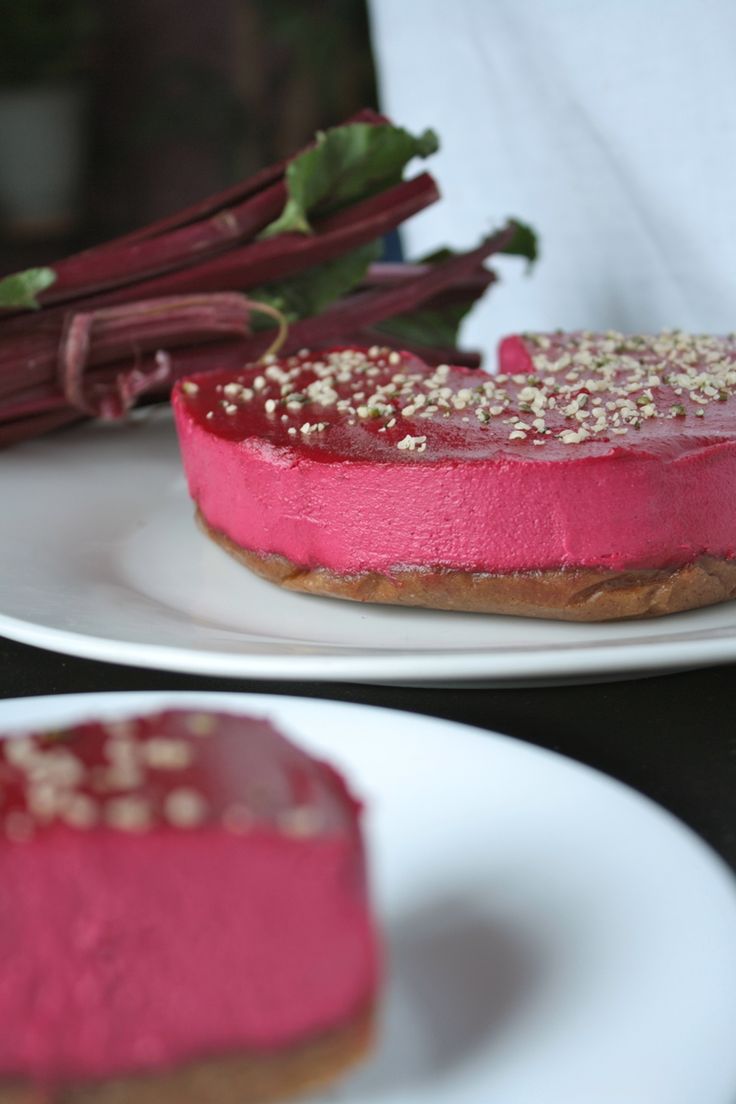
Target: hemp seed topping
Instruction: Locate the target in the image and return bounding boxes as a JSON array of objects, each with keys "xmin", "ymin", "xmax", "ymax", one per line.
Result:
[{"xmin": 183, "ymin": 333, "xmax": 736, "ymax": 457}]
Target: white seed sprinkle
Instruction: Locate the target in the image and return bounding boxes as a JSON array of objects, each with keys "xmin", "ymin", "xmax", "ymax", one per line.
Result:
[
  {"xmin": 5, "ymin": 737, "xmax": 36, "ymax": 766},
  {"xmin": 185, "ymin": 714, "xmax": 216, "ymax": 737},
  {"xmin": 63, "ymin": 794, "xmax": 99, "ymax": 829},
  {"xmin": 278, "ymin": 805, "xmax": 323, "ymax": 837},
  {"xmin": 396, "ymin": 434, "xmax": 428, "ymax": 451},
  {"xmin": 105, "ymin": 796, "xmax": 151, "ymax": 832},
  {"xmin": 164, "ymin": 788, "xmax": 208, "ymax": 828},
  {"xmin": 142, "ymin": 738, "xmax": 193, "ymax": 771}
]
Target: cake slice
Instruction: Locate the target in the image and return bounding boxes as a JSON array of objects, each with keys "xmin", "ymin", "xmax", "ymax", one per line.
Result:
[
  {"xmin": 0, "ymin": 708, "xmax": 378, "ymax": 1103},
  {"xmin": 173, "ymin": 337, "xmax": 736, "ymax": 621}
]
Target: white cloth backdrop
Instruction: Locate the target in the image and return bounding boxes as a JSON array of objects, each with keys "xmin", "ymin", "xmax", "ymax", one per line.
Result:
[{"xmin": 369, "ymin": 0, "xmax": 736, "ymax": 359}]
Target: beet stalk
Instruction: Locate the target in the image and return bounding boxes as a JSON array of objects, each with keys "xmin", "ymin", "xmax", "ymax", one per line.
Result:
[
  {"xmin": 57, "ymin": 294, "xmax": 285, "ymax": 418},
  {"xmin": 61, "ymin": 173, "xmax": 441, "ymax": 313},
  {"xmin": 42, "ymin": 182, "xmax": 287, "ymax": 306},
  {"xmin": 0, "ymin": 237, "xmax": 499, "ymax": 435},
  {"xmin": 78, "ymin": 107, "xmax": 387, "ymax": 255},
  {"xmin": 0, "ymin": 171, "xmax": 438, "ymax": 402},
  {"xmin": 278, "ymin": 226, "xmax": 514, "ymax": 348}
]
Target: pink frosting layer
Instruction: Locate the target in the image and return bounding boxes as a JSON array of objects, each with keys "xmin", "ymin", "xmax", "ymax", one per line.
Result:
[
  {"xmin": 173, "ymin": 343, "xmax": 736, "ymax": 573},
  {"xmin": 0, "ymin": 710, "xmax": 377, "ymax": 1085},
  {"xmin": 0, "ymin": 830, "xmax": 375, "ymax": 1084}
]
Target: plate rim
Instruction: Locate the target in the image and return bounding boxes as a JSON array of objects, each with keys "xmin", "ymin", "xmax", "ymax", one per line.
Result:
[{"xmin": 1, "ymin": 606, "xmax": 735, "ymax": 682}]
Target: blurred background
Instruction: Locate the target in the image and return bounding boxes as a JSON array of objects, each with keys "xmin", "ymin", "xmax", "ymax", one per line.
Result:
[
  {"xmin": 0, "ymin": 0, "xmax": 378, "ymax": 272},
  {"xmin": 4, "ymin": 2, "xmax": 735, "ymax": 355}
]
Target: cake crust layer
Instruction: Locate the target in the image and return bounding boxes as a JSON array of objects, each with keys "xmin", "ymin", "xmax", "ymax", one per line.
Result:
[
  {"xmin": 200, "ymin": 511, "xmax": 736, "ymax": 622},
  {"xmin": 0, "ymin": 1006, "xmax": 373, "ymax": 1104}
]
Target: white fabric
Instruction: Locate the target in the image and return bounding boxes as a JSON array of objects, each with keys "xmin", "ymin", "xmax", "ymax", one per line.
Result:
[{"xmin": 369, "ymin": 0, "xmax": 736, "ymax": 357}]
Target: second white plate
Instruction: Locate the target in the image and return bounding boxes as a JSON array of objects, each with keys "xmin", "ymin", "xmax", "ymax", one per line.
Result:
[
  {"xmin": 1, "ymin": 691, "xmax": 735, "ymax": 1104},
  {"xmin": 3, "ymin": 411, "xmax": 736, "ymax": 683}
]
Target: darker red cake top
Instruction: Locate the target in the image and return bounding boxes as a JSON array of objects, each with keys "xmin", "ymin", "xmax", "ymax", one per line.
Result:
[
  {"xmin": 0, "ymin": 709, "xmax": 360, "ymax": 842},
  {"xmin": 173, "ymin": 337, "xmax": 736, "ymax": 464}
]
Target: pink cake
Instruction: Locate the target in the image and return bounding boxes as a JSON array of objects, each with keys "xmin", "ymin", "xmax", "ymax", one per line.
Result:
[
  {"xmin": 173, "ymin": 335, "xmax": 736, "ymax": 621},
  {"xmin": 0, "ymin": 708, "xmax": 378, "ymax": 1102}
]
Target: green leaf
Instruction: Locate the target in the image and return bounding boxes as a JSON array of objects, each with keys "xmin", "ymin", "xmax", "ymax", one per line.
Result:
[
  {"xmin": 417, "ymin": 220, "xmax": 539, "ymax": 268},
  {"xmin": 261, "ymin": 122, "xmax": 439, "ymax": 238},
  {"xmin": 499, "ymin": 219, "xmax": 538, "ymax": 265},
  {"xmin": 378, "ymin": 221, "xmax": 540, "ymax": 347},
  {"xmin": 377, "ymin": 300, "xmax": 475, "ymax": 350},
  {"xmin": 0, "ymin": 267, "xmax": 56, "ymax": 310},
  {"xmin": 252, "ymin": 241, "xmax": 381, "ymax": 325}
]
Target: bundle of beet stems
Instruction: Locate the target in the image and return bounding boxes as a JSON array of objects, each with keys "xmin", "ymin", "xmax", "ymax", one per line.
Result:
[{"xmin": 0, "ymin": 109, "xmax": 535, "ymax": 447}]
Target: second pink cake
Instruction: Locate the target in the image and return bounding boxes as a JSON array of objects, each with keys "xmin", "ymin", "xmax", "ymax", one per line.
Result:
[{"xmin": 0, "ymin": 707, "xmax": 378, "ymax": 1102}]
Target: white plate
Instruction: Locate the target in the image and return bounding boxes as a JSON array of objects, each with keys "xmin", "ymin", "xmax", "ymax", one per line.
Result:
[
  {"xmin": 1, "ymin": 690, "xmax": 735, "ymax": 1104},
  {"xmin": 3, "ymin": 411, "xmax": 736, "ymax": 684}
]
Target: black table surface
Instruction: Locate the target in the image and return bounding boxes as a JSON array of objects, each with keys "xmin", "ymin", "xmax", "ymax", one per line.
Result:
[{"xmin": 1, "ymin": 634, "xmax": 734, "ymax": 871}]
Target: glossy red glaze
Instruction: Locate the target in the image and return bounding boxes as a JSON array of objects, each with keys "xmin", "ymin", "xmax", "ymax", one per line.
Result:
[{"xmin": 176, "ymin": 342, "xmax": 736, "ymax": 463}]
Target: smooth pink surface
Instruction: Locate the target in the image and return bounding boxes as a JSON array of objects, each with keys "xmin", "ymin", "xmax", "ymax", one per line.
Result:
[
  {"xmin": 173, "ymin": 352, "xmax": 736, "ymax": 573},
  {"xmin": 0, "ymin": 712, "xmax": 378, "ymax": 1085},
  {"xmin": 0, "ymin": 831, "xmax": 375, "ymax": 1084}
]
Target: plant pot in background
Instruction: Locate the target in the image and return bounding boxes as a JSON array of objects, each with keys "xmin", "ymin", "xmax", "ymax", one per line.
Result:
[{"xmin": 0, "ymin": 84, "xmax": 86, "ymax": 238}]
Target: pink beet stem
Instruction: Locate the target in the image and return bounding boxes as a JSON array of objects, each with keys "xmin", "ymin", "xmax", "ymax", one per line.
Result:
[
  {"xmin": 0, "ymin": 122, "xmax": 516, "ymax": 446},
  {"xmin": 41, "ymin": 182, "xmax": 286, "ymax": 306},
  {"xmin": 0, "ymin": 172, "xmax": 439, "ymax": 347},
  {"xmin": 277, "ymin": 227, "xmax": 513, "ymax": 347},
  {"xmin": 65, "ymin": 173, "xmax": 441, "ymax": 311},
  {"xmin": 363, "ymin": 262, "xmax": 494, "ymax": 297},
  {"xmin": 57, "ymin": 294, "xmax": 257, "ymax": 417},
  {"xmin": 0, "ymin": 241, "xmax": 497, "ymax": 428},
  {"xmin": 0, "ymin": 294, "xmax": 254, "ymax": 402},
  {"xmin": 52, "ymin": 108, "xmax": 388, "ymax": 257}
]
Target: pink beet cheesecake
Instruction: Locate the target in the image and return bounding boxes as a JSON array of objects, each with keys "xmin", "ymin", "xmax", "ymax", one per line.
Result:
[
  {"xmin": 0, "ymin": 709, "xmax": 378, "ymax": 1103},
  {"xmin": 173, "ymin": 336, "xmax": 736, "ymax": 621}
]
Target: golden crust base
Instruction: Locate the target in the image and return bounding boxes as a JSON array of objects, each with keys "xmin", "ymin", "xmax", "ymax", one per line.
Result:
[
  {"xmin": 0, "ymin": 1006, "xmax": 374, "ymax": 1104},
  {"xmin": 198, "ymin": 510, "xmax": 736, "ymax": 622}
]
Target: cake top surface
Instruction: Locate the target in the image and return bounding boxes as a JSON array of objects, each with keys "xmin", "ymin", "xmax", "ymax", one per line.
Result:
[
  {"xmin": 173, "ymin": 335, "xmax": 736, "ymax": 464},
  {"xmin": 0, "ymin": 709, "xmax": 359, "ymax": 842}
]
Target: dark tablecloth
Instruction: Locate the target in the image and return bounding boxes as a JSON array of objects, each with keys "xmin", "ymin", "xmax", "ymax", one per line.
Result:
[{"xmin": 1, "ymin": 635, "xmax": 733, "ymax": 870}]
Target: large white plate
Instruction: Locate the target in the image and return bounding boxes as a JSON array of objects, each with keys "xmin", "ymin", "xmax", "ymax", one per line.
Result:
[
  {"xmin": 4, "ymin": 411, "xmax": 736, "ymax": 684},
  {"xmin": 1, "ymin": 690, "xmax": 735, "ymax": 1104}
]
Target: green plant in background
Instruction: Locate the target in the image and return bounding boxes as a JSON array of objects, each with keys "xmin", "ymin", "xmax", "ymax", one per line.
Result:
[{"xmin": 0, "ymin": 0, "xmax": 97, "ymax": 86}]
